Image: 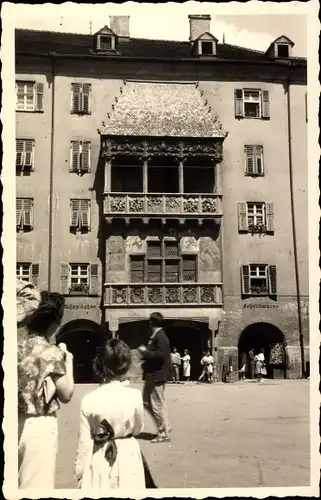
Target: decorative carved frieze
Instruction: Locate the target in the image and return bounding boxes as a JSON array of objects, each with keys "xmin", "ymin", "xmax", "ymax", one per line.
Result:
[
  {"xmin": 101, "ymin": 136, "xmax": 224, "ymax": 162},
  {"xmin": 104, "ymin": 283, "xmax": 223, "ymax": 306}
]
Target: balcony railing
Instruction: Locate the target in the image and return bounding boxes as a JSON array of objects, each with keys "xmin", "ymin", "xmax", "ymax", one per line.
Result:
[
  {"xmin": 104, "ymin": 193, "xmax": 222, "ymax": 218},
  {"xmin": 104, "ymin": 283, "xmax": 223, "ymax": 306}
]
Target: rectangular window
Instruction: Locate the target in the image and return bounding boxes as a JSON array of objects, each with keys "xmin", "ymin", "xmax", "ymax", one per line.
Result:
[
  {"xmin": 70, "ymin": 199, "xmax": 91, "ymax": 231},
  {"xmin": 129, "ymin": 239, "xmax": 197, "ymax": 283},
  {"xmin": 238, "ymin": 202, "xmax": 274, "ymax": 233},
  {"xmin": 201, "ymin": 41, "xmax": 214, "ymax": 55},
  {"xmin": 16, "ymin": 262, "xmax": 31, "ymax": 282},
  {"xmin": 69, "ymin": 263, "xmax": 90, "ymax": 294},
  {"xmin": 99, "ymin": 35, "xmax": 112, "ymax": 49},
  {"xmin": 16, "ymin": 198, "xmax": 34, "ymax": 231},
  {"xmin": 16, "ymin": 81, "xmax": 44, "ymax": 112},
  {"xmin": 276, "ymin": 44, "xmax": 289, "ymax": 58},
  {"xmin": 241, "ymin": 264, "xmax": 277, "ymax": 296},
  {"xmin": 70, "ymin": 141, "xmax": 91, "ymax": 173},
  {"xmin": 71, "ymin": 83, "xmax": 92, "ymax": 114},
  {"xmin": 245, "ymin": 145, "xmax": 264, "ymax": 176},
  {"xmin": 16, "ymin": 139, "xmax": 35, "ymax": 171},
  {"xmin": 235, "ymin": 89, "xmax": 270, "ymax": 119}
]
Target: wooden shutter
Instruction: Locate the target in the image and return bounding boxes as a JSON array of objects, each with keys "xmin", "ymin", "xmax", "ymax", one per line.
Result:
[
  {"xmin": 16, "ymin": 140, "xmax": 24, "ymax": 167},
  {"xmin": 71, "ymin": 83, "xmax": 81, "ymax": 113},
  {"xmin": 26, "ymin": 83, "xmax": 35, "ymax": 110},
  {"xmin": 35, "ymin": 83, "xmax": 44, "ymax": 111},
  {"xmin": 182, "ymin": 256, "xmax": 197, "ymax": 282},
  {"xmin": 241, "ymin": 265, "xmax": 251, "ymax": 295},
  {"xmin": 31, "ymin": 263, "xmax": 40, "ymax": 287},
  {"xmin": 16, "ymin": 82, "xmax": 25, "ymax": 109},
  {"xmin": 81, "ymin": 141, "xmax": 91, "ymax": 172},
  {"xmin": 16, "ymin": 198, "xmax": 23, "ymax": 227},
  {"xmin": 268, "ymin": 265, "xmax": 277, "ymax": 295},
  {"xmin": 80, "ymin": 199, "xmax": 90, "ymax": 228},
  {"xmin": 82, "ymin": 83, "xmax": 91, "ymax": 114},
  {"xmin": 254, "ymin": 146, "xmax": 264, "ymax": 175},
  {"xmin": 90, "ymin": 263, "xmax": 99, "ymax": 295},
  {"xmin": 238, "ymin": 202, "xmax": 248, "ymax": 232},
  {"xmin": 24, "ymin": 140, "xmax": 34, "ymax": 168},
  {"xmin": 23, "ymin": 198, "xmax": 33, "ymax": 227},
  {"xmin": 266, "ymin": 203, "xmax": 274, "ymax": 232},
  {"xmin": 235, "ymin": 89, "xmax": 244, "ymax": 118},
  {"xmin": 71, "ymin": 141, "xmax": 80, "ymax": 172},
  {"xmin": 70, "ymin": 199, "xmax": 80, "ymax": 228},
  {"xmin": 245, "ymin": 145, "xmax": 254, "ymax": 175},
  {"xmin": 60, "ymin": 263, "xmax": 69, "ymax": 294},
  {"xmin": 262, "ymin": 90, "xmax": 270, "ymax": 119}
]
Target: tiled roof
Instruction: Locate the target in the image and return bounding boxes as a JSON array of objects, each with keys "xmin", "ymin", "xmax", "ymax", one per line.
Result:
[
  {"xmin": 15, "ymin": 29, "xmax": 306, "ymax": 63},
  {"xmin": 101, "ymin": 81, "xmax": 226, "ymax": 138}
]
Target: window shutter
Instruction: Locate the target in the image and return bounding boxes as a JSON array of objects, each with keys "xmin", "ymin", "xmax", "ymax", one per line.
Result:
[
  {"xmin": 16, "ymin": 140, "xmax": 24, "ymax": 167},
  {"xmin": 60, "ymin": 263, "xmax": 70, "ymax": 295},
  {"xmin": 262, "ymin": 90, "xmax": 270, "ymax": 119},
  {"xmin": 23, "ymin": 198, "xmax": 33, "ymax": 227},
  {"xmin": 182, "ymin": 256, "xmax": 197, "ymax": 282},
  {"xmin": 130, "ymin": 257, "xmax": 144, "ymax": 283},
  {"xmin": 235, "ymin": 89, "xmax": 244, "ymax": 118},
  {"xmin": 31, "ymin": 263, "xmax": 40, "ymax": 287},
  {"xmin": 238, "ymin": 202, "xmax": 248, "ymax": 232},
  {"xmin": 241, "ymin": 265, "xmax": 251, "ymax": 295},
  {"xmin": 26, "ymin": 83, "xmax": 35, "ymax": 110},
  {"xmin": 71, "ymin": 83, "xmax": 81, "ymax": 113},
  {"xmin": 16, "ymin": 198, "xmax": 23, "ymax": 227},
  {"xmin": 266, "ymin": 202, "xmax": 274, "ymax": 232},
  {"xmin": 82, "ymin": 83, "xmax": 91, "ymax": 114},
  {"xmin": 245, "ymin": 145, "xmax": 254, "ymax": 175},
  {"xmin": 35, "ymin": 83, "xmax": 44, "ymax": 111},
  {"xmin": 24, "ymin": 140, "xmax": 34, "ymax": 168},
  {"xmin": 254, "ymin": 146, "xmax": 264, "ymax": 175},
  {"xmin": 90, "ymin": 263, "xmax": 99, "ymax": 295},
  {"xmin": 16, "ymin": 82, "xmax": 25, "ymax": 109},
  {"xmin": 268, "ymin": 265, "xmax": 277, "ymax": 295},
  {"xmin": 70, "ymin": 199, "xmax": 80, "ymax": 228},
  {"xmin": 81, "ymin": 141, "xmax": 91, "ymax": 172},
  {"xmin": 71, "ymin": 141, "xmax": 80, "ymax": 172},
  {"xmin": 80, "ymin": 200, "xmax": 90, "ymax": 228}
]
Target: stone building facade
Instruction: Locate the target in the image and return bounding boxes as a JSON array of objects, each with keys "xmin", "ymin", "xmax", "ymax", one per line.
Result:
[{"xmin": 15, "ymin": 15, "xmax": 308, "ymax": 381}]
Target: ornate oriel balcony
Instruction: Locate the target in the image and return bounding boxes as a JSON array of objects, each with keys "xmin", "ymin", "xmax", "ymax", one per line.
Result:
[
  {"xmin": 104, "ymin": 192, "xmax": 222, "ymax": 220},
  {"xmin": 104, "ymin": 283, "xmax": 223, "ymax": 306}
]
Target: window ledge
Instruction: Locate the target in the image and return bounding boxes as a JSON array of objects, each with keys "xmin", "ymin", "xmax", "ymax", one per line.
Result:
[{"xmin": 16, "ymin": 110, "xmax": 44, "ymax": 114}]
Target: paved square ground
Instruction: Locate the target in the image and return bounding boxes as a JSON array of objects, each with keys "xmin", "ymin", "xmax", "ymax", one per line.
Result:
[{"xmin": 56, "ymin": 380, "xmax": 310, "ymax": 489}]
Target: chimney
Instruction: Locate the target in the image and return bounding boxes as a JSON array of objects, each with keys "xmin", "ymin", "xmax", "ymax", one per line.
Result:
[
  {"xmin": 188, "ymin": 14, "xmax": 211, "ymax": 42},
  {"xmin": 110, "ymin": 16, "xmax": 130, "ymax": 40}
]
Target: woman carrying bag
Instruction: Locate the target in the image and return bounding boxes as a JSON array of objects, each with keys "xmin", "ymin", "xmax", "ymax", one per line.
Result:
[{"xmin": 17, "ymin": 283, "xmax": 74, "ymax": 489}]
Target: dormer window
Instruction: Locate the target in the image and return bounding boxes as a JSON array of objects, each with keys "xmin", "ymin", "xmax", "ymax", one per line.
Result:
[
  {"xmin": 194, "ymin": 32, "xmax": 218, "ymax": 57},
  {"xmin": 276, "ymin": 43, "xmax": 289, "ymax": 58},
  {"xmin": 266, "ymin": 36, "xmax": 294, "ymax": 60},
  {"xmin": 94, "ymin": 25, "xmax": 117, "ymax": 52}
]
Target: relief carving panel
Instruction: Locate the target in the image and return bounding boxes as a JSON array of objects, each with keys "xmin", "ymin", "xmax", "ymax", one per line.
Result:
[{"xmin": 199, "ymin": 237, "xmax": 221, "ymax": 282}]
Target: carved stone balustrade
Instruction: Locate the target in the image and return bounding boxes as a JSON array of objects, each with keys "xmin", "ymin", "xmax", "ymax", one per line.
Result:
[
  {"xmin": 104, "ymin": 283, "xmax": 223, "ymax": 307},
  {"xmin": 104, "ymin": 193, "xmax": 222, "ymax": 221}
]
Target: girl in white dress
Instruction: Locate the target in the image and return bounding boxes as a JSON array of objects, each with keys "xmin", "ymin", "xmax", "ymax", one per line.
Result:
[
  {"xmin": 182, "ymin": 349, "xmax": 191, "ymax": 383},
  {"xmin": 74, "ymin": 339, "xmax": 148, "ymax": 490}
]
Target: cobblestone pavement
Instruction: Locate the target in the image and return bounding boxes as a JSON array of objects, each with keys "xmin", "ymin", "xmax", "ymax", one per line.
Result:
[{"xmin": 56, "ymin": 380, "xmax": 310, "ymax": 489}]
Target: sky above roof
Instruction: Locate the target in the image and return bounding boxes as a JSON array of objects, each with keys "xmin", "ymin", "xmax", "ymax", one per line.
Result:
[{"xmin": 8, "ymin": 2, "xmax": 310, "ymax": 57}]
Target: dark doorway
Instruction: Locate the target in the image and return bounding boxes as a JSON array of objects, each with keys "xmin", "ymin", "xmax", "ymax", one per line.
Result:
[
  {"xmin": 57, "ymin": 320, "xmax": 103, "ymax": 383},
  {"xmin": 238, "ymin": 322, "xmax": 286, "ymax": 379},
  {"xmin": 166, "ymin": 322, "xmax": 208, "ymax": 380}
]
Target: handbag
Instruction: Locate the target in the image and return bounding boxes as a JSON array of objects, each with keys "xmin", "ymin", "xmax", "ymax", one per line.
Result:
[{"xmin": 43, "ymin": 376, "xmax": 56, "ymax": 404}]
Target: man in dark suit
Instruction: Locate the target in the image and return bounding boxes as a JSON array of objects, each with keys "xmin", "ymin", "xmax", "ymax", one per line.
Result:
[{"xmin": 138, "ymin": 312, "xmax": 172, "ymax": 443}]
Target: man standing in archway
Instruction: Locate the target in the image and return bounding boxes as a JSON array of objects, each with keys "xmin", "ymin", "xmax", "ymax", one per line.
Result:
[{"xmin": 138, "ymin": 312, "xmax": 172, "ymax": 443}]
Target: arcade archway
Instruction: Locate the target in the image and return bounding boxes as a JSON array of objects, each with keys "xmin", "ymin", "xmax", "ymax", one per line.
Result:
[
  {"xmin": 118, "ymin": 319, "xmax": 209, "ymax": 381},
  {"xmin": 57, "ymin": 319, "xmax": 104, "ymax": 383},
  {"xmin": 238, "ymin": 322, "xmax": 286, "ymax": 379}
]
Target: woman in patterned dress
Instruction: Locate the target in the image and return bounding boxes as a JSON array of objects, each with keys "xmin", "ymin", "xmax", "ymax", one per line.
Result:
[{"xmin": 18, "ymin": 290, "xmax": 74, "ymax": 489}]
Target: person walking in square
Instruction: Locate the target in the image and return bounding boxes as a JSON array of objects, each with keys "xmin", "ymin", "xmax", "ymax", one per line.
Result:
[
  {"xmin": 206, "ymin": 350, "xmax": 214, "ymax": 383},
  {"xmin": 182, "ymin": 349, "xmax": 191, "ymax": 383},
  {"xmin": 248, "ymin": 348, "xmax": 256, "ymax": 380},
  {"xmin": 198, "ymin": 352, "xmax": 208, "ymax": 382},
  {"xmin": 74, "ymin": 338, "xmax": 156, "ymax": 489},
  {"xmin": 254, "ymin": 348, "xmax": 266, "ymax": 383},
  {"xmin": 138, "ymin": 312, "xmax": 172, "ymax": 443},
  {"xmin": 170, "ymin": 347, "xmax": 181, "ymax": 383}
]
